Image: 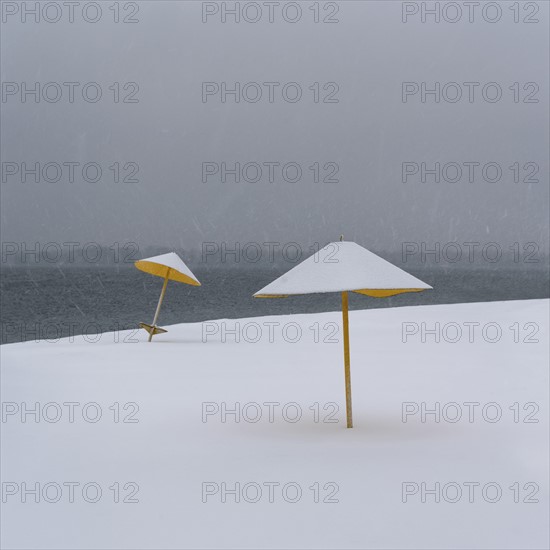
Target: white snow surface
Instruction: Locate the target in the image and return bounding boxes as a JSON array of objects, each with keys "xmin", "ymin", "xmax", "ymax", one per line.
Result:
[
  {"xmin": 254, "ymin": 241, "xmax": 432, "ymax": 296},
  {"xmin": 1, "ymin": 299, "xmax": 548, "ymax": 550}
]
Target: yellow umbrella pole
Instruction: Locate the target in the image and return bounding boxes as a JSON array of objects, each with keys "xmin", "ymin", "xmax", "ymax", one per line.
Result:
[
  {"xmin": 148, "ymin": 272, "xmax": 169, "ymax": 342},
  {"xmin": 341, "ymin": 291, "xmax": 353, "ymax": 428}
]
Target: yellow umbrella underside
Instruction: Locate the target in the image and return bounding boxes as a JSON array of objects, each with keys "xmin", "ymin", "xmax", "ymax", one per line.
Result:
[
  {"xmin": 135, "ymin": 260, "xmax": 201, "ymax": 286},
  {"xmin": 255, "ymin": 287, "xmax": 426, "ymax": 299}
]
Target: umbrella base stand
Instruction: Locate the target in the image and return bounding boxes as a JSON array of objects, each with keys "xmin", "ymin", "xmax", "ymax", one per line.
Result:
[{"xmin": 139, "ymin": 323, "xmax": 168, "ymax": 338}]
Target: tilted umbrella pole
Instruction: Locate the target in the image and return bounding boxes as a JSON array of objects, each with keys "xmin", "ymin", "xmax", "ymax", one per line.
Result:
[
  {"xmin": 147, "ymin": 271, "xmax": 170, "ymax": 342},
  {"xmin": 341, "ymin": 291, "xmax": 353, "ymax": 428}
]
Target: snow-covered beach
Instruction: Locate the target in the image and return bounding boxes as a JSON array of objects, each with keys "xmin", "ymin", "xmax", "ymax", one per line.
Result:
[
  {"xmin": 1, "ymin": 299, "xmax": 548, "ymax": 549},
  {"xmin": 3, "ymin": 0, "xmax": 549, "ymax": 547}
]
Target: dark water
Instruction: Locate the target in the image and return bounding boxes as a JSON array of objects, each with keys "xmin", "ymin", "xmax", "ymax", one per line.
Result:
[{"xmin": 1, "ymin": 265, "xmax": 548, "ymax": 344}]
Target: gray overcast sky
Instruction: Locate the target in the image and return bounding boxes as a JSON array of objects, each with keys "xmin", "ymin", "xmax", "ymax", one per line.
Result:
[{"xmin": 1, "ymin": 1, "xmax": 548, "ymax": 254}]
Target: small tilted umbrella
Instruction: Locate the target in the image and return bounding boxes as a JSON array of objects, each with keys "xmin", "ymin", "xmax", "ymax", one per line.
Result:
[
  {"xmin": 254, "ymin": 238, "xmax": 432, "ymax": 428},
  {"xmin": 135, "ymin": 252, "xmax": 200, "ymax": 341}
]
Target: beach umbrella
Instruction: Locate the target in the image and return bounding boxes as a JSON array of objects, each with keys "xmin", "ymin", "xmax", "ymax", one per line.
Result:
[
  {"xmin": 135, "ymin": 252, "xmax": 201, "ymax": 341},
  {"xmin": 253, "ymin": 239, "xmax": 432, "ymax": 428}
]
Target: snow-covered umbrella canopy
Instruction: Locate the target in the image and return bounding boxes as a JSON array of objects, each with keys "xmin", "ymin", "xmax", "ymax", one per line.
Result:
[
  {"xmin": 135, "ymin": 252, "xmax": 201, "ymax": 286},
  {"xmin": 135, "ymin": 252, "xmax": 200, "ymax": 341},
  {"xmin": 254, "ymin": 240, "xmax": 432, "ymax": 428},
  {"xmin": 254, "ymin": 241, "xmax": 431, "ymax": 298}
]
